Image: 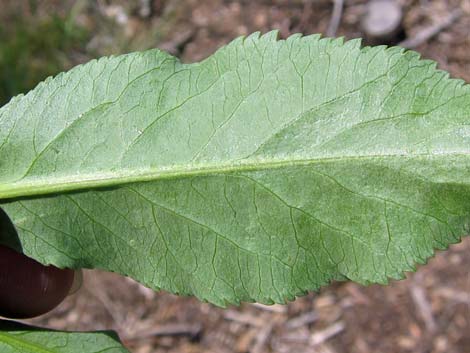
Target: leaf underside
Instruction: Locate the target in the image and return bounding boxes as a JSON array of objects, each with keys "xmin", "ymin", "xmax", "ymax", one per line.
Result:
[
  {"xmin": 0, "ymin": 320, "xmax": 129, "ymax": 353},
  {"xmin": 0, "ymin": 31, "xmax": 469, "ymax": 306}
]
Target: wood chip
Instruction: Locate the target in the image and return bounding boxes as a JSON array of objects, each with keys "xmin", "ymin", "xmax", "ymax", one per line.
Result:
[{"xmin": 236, "ymin": 329, "xmax": 258, "ymax": 353}]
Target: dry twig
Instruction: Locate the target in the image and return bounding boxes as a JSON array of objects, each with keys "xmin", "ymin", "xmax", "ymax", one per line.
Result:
[
  {"xmin": 285, "ymin": 311, "xmax": 319, "ymax": 330},
  {"xmin": 310, "ymin": 322, "xmax": 345, "ymax": 346},
  {"xmin": 122, "ymin": 323, "xmax": 202, "ymax": 341},
  {"xmin": 327, "ymin": 0, "xmax": 345, "ymax": 37},
  {"xmin": 281, "ymin": 321, "xmax": 345, "ymax": 346},
  {"xmin": 251, "ymin": 322, "xmax": 275, "ymax": 353},
  {"xmin": 435, "ymin": 287, "xmax": 470, "ymax": 304},
  {"xmin": 410, "ymin": 281, "xmax": 437, "ymax": 333},
  {"xmin": 399, "ymin": 9, "xmax": 462, "ymax": 48},
  {"xmin": 252, "ymin": 303, "xmax": 287, "ymax": 313},
  {"xmin": 224, "ymin": 310, "xmax": 264, "ymax": 327}
]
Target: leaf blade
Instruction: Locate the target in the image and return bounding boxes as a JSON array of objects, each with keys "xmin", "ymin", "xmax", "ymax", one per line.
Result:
[
  {"xmin": 0, "ymin": 32, "xmax": 469, "ymax": 305},
  {"xmin": 0, "ymin": 320, "xmax": 129, "ymax": 353}
]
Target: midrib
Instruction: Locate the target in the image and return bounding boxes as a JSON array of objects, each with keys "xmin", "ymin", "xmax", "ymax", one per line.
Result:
[{"xmin": 0, "ymin": 152, "xmax": 466, "ymax": 200}]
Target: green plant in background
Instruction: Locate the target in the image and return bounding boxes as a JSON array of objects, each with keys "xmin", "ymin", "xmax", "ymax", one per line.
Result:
[
  {"xmin": 0, "ymin": 13, "xmax": 88, "ymax": 106},
  {"xmin": 0, "ymin": 32, "xmax": 469, "ymax": 351}
]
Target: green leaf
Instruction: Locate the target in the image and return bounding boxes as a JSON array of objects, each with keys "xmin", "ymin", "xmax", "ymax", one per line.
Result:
[
  {"xmin": 0, "ymin": 320, "xmax": 129, "ymax": 353},
  {"xmin": 0, "ymin": 32, "xmax": 469, "ymax": 306}
]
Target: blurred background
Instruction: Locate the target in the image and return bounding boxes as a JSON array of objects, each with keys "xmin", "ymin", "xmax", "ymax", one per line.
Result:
[{"xmin": 1, "ymin": 0, "xmax": 469, "ymax": 352}]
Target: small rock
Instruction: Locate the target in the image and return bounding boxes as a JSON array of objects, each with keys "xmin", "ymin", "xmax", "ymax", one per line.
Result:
[
  {"xmin": 103, "ymin": 5, "xmax": 129, "ymax": 26},
  {"xmin": 434, "ymin": 335, "xmax": 448, "ymax": 352},
  {"xmin": 361, "ymin": 0, "xmax": 403, "ymax": 45},
  {"xmin": 139, "ymin": 0, "xmax": 151, "ymax": 18},
  {"xmin": 397, "ymin": 335, "xmax": 416, "ymax": 349}
]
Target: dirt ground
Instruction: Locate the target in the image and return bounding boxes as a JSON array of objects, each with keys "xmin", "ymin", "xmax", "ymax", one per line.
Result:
[{"xmin": 2, "ymin": 0, "xmax": 469, "ymax": 352}]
